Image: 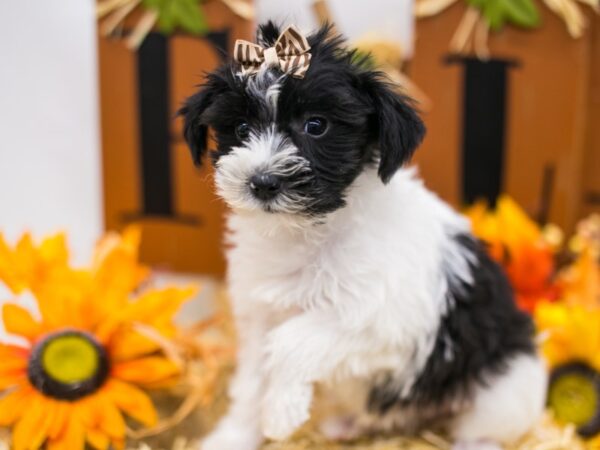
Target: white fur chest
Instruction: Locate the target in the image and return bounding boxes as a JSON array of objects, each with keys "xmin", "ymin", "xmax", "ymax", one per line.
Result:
[
  {"xmin": 224, "ymin": 169, "xmax": 472, "ymax": 340},
  {"xmin": 225, "ymin": 213, "xmax": 357, "ymax": 312}
]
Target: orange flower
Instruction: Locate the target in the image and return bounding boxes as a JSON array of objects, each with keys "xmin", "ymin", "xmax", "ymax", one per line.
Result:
[
  {"xmin": 465, "ymin": 196, "xmax": 545, "ymax": 260},
  {"xmin": 0, "ymin": 232, "xmax": 70, "ymax": 295},
  {"xmin": 504, "ymin": 242, "xmax": 559, "ymax": 313},
  {"xmin": 0, "ymin": 228, "xmax": 196, "ymax": 449},
  {"xmin": 465, "ymin": 196, "xmax": 560, "ymax": 313}
]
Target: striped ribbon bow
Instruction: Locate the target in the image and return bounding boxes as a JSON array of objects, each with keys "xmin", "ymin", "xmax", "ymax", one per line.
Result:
[{"xmin": 233, "ymin": 25, "xmax": 312, "ymax": 79}]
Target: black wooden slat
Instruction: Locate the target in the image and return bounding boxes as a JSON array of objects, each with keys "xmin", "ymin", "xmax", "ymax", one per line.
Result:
[
  {"xmin": 138, "ymin": 32, "xmax": 173, "ymax": 217},
  {"xmin": 447, "ymin": 56, "xmax": 517, "ymax": 206}
]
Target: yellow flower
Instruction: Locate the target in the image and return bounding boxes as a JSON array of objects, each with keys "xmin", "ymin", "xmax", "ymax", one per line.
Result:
[
  {"xmin": 535, "ymin": 302, "xmax": 600, "ymax": 372},
  {"xmin": 589, "ymin": 434, "xmax": 600, "ymax": 449},
  {"xmin": 0, "ymin": 228, "xmax": 196, "ymax": 449}
]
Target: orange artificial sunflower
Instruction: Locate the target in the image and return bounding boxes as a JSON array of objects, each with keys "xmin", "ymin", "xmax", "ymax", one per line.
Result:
[
  {"xmin": 465, "ymin": 196, "xmax": 561, "ymax": 313},
  {"xmin": 0, "ymin": 232, "xmax": 71, "ymax": 295},
  {"xmin": 0, "ymin": 228, "xmax": 196, "ymax": 450}
]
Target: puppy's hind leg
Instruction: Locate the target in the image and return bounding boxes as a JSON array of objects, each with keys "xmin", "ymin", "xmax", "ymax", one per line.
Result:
[{"xmin": 450, "ymin": 354, "xmax": 547, "ymax": 449}]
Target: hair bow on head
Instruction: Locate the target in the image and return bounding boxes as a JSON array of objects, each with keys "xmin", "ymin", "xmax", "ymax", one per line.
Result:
[{"xmin": 234, "ymin": 25, "xmax": 312, "ymax": 79}]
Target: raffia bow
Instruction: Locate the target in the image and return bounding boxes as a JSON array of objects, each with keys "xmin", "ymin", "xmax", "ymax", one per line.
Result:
[{"xmin": 234, "ymin": 25, "xmax": 312, "ymax": 78}]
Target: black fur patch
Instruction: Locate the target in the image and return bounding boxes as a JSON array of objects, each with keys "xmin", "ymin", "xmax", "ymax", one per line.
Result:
[
  {"xmin": 368, "ymin": 234, "xmax": 536, "ymax": 415},
  {"xmin": 178, "ymin": 22, "xmax": 425, "ymax": 216}
]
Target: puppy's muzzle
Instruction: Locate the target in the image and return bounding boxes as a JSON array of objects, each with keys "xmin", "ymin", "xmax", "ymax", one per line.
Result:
[{"xmin": 249, "ymin": 172, "xmax": 282, "ymax": 201}]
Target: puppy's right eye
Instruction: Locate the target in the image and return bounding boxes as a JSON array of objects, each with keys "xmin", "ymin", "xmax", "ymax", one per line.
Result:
[
  {"xmin": 304, "ymin": 117, "xmax": 328, "ymax": 137},
  {"xmin": 235, "ymin": 121, "xmax": 250, "ymax": 140}
]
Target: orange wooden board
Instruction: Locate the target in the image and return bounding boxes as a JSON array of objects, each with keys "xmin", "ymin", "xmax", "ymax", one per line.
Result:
[
  {"xmin": 98, "ymin": 1, "xmax": 252, "ymax": 276},
  {"xmin": 411, "ymin": 3, "xmax": 598, "ymax": 231},
  {"xmin": 581, "ymin": 15, "xmax": 600, "ymax": 218}
]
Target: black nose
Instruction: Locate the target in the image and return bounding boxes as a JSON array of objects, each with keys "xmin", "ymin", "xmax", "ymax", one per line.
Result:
[{"xmin": 249, "ymin": 173, "xmax": 282, "ymax": 201}]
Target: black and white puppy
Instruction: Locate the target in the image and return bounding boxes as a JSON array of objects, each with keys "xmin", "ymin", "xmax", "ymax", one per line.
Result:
[{"xmin": 180, "ymin": 22, "xmax": 547, "ymax": 450}]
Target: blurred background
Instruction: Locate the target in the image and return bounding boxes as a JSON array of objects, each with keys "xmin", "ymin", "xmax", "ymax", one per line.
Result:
[
  {"xmin": 0, "ymin": 0, "xmax": 598, "ymax": 276},
  {"xmin": 0, "ymin": 2, "xmax": 600, "ymax": 447}
]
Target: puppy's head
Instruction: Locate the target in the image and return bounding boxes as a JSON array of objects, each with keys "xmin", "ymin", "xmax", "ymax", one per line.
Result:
[{"xmin": 179, "ymin": 22, "xmax": 425, "ymax": 217}]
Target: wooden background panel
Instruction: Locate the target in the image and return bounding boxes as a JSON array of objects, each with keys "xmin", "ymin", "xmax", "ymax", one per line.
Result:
[
  {"xmin": 168, "ymin": 35, "xmax": 227, "ymax": 275},
  {"xmin": 411, "ymin": 4, "xmax": 465, "ymax": 207},
  {"xmin": 169, "ymin": 34, "xmax": 222, "ymax": 134},
  {"xmin": 98, "ymin": 35, "xmax": 141, "ymax": 234},
  {"xmin": 411, "ymin": 3, "xmax": 596, "ymax": 232},
  {"xmin": 493, "ymin": 7, "xmax": 592, "ymax": 231},
  {"xmin": 99, "ymin": 0, "xmax": 251, "ymax": 276},
  {"xmin": 581, "ymin": 15, "xmax": 600, "ymax": 219}
]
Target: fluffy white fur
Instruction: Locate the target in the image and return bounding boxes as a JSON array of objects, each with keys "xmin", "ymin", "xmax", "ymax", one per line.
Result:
[
  {"xmin": 451, "ymin": 353, "xmax": 548, "ymax": 445},
  {"xmin": 201, "ymin": 166, "xmax": 546, "ymax": 450}
]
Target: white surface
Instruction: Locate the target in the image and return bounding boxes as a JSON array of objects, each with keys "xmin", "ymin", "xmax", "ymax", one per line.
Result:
[
  {"xmin": 0, "ymin": 0, "xmax": 101, "ymax": 341},
  {"xmin": 256, "ymin": 0, "xmax": 415, "ymax": 58},
  {"xmin": 0, "ymin": 0, "xmax": 102, "ymax": 264}
]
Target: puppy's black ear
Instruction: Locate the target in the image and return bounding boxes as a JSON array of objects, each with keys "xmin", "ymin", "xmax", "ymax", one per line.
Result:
[
  {"xmin": 362, "ymin": 73, "xmax": 426, "ymax": 183},
  {"xmin": 178, "ymin": 83, "xmax": 218, "ymax": 166}
]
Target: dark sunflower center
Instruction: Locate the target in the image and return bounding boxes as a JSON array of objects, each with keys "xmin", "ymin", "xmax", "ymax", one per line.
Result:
[
  {"xmin": 28, "ymin": 330, "xmax": 109, "ymax": 401},
  {"xmin": 549, "ymin": 362, "xmax": 600, "ymax": 437}
]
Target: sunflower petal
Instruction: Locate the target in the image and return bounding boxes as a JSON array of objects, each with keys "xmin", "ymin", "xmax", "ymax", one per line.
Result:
[
  {"xmin": 0, "ymin": 372, "xmax": 28, "ymax": 390},
  {"xmin": 69, "ymin": 399, "xmax": 122, "ymax": 448},
  {"xmin": 0, "ymin": 342, "xmax": 29, "ymax": 359},
  {"xmin": 0, "ymin": 357, "xmax": 28, "ymax": 373},
  {"xmin": 0, "ymin": 233, "xmax": 36, "ymax": 294},
  {"xmin": 111, "ymin": 438, "xmax": 126, "ymax": 450},
  {"xmin": 95, "ymin": 393, "xmax": 126, "ymax": 439},
  {"xmin": 76, "ymin": 392, "xmax": 127, "ymax": 441},
  {"xmin": 0, "ymin": 233, "xmax": 20, "ymax": 293},
  {"xmin": 2, "ymin": 303, "xmax": 44, "ymax": 341},
  {"xmin": 91, "ymin": 226, "xmax": 149, "ymax": 309},
  {"xmin": 12, "ymin": 394, "xmax": 51, "ymax": 450},
  {"xmin": 0, "ymin": 232, "xmax": 71, "ymax": 296},
  {"xmin": 86, "ymin": 428, "xmax": 110, "ymax": 450},
  {"xmin": 47, "ymin": 416, "xmax": 85, "ymax": 450},
  {"xmin": 74, "ymin": 397, "xmax": 98, "ymax": 429},
  {"xmin": 35, "ymin": 270, "xmax": 91, "ymax": 331},
  {"xmin": 0, "ymin": 386, "xmax": 34, "ymax": 426},
  {"xmin": 126, "ymin": 286, "xmax": 196, "ymax": 324},
  {"xmin": 0, "ymin": 344, "xmax": 29, "ymax": 379},
  {"xmin": 103, "ymin": 379, "xmax": 158, "ymax": 426},
  {"xmin": 112, "ymin": 356, "xmax": 180, "ymax": 384},
  {"xmin": 39, "ymin": 233, "xmax": 69, "ymax": 266},
  {"xmin": 108, "ymin": 328, "xmax": 159, "ymax": 361},
  {"xmin": 48, "ymin": 401, "xmax": 70, "ymax": 439}
]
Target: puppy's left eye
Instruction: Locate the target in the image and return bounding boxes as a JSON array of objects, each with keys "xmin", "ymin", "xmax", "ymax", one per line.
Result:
[{"xmin": 304, "ymin": 117, "xmax": 328, "ymax": 137}]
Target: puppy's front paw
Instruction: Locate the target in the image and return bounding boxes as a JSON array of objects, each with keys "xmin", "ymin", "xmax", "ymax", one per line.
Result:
[
  {"xmin": 201, "ymin": 421, "xmax": 262, "ymax": 450},
  {"xmin": 261, "ymin": 383, "xmax": 313, "ymax": 441}
]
